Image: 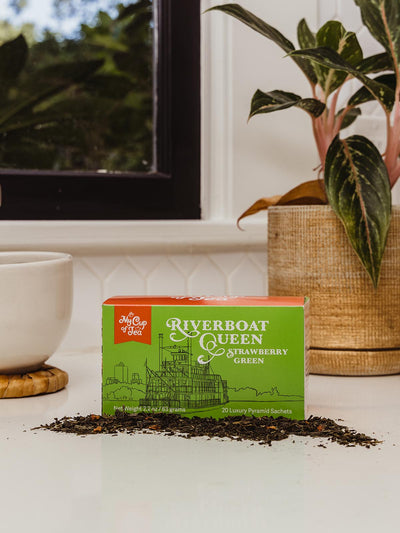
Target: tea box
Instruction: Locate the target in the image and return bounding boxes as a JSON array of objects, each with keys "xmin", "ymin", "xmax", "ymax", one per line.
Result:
[{"xmin": 102, "ymin": 296, "xmax": 309, "ymax": 419}]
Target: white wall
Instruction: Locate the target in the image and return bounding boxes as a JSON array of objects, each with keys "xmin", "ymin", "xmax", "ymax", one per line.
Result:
[
  {"xmin": 202, "ymin": 0, "xmax": 320, "ymax": 221},
  {"xmin": 230, "ymin": 0, "xmax": 319, "ymax": 217}
]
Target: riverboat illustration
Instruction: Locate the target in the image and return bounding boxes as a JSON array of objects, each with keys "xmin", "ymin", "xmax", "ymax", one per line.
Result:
[{"xmin": 139, "ymin": 334, "xmax": 229, "ymax": 409}]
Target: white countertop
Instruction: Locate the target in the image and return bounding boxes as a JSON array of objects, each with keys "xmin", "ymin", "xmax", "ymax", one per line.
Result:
[{"xmin": 1, "ymin": 351, "xmax": 399, "ymax": 533}]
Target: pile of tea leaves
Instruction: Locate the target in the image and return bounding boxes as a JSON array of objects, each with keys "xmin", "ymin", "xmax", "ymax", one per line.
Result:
[{"xmin": 33, "ymin": 410, "xmax": 380, "ymax": 448}]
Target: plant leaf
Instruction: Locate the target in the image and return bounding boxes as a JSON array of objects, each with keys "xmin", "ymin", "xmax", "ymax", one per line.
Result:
[
  {"xmin": 336, "ymin": 107, "xmax": 362, "ymax": 130},
  {"xmin": 0, "ymin": 95, "xmax": 118, "ymax": 135},
  {"xmin": 0, "ymin": 34, "xmax": 28, "ymax": 84},
  {"xmin": 206, "ymin": 4, "xmax": 317, "ymax": 84},
  {"xmin": 117, "ymin": 0, "xmax": 151, "ymax": 21},
  {"xmin": 84, "ymin": 33, "xmax": 128, "ymax": 53},
  {"xmin": 249, "ymin": 89, "xmax": 325, "ymax": 119},
  {"xmin": 278, "ymin": 179, "xmax": 327, "ymax": 205},
  {"xmin": 315, "ymin": 21, "xmax": 363, "ymax": 95},
  {"xmin": 237, "ymin": 195, "xmax": 282, "ymax": 227},
  {"xmin": 355, "ymin": 0, "xmax": 400, "ymax": 71},
  {"xmin": 297, "ymin": 19, "xmax": 318, "ymax": 82},
  {"xmin": 297, "ymin": 18, "xmax": 316, "ymax": 49},
  {"xmin": 348, "ymin": 73, "xmax": 396, "ymax": 106},
  {"xmin": 237, "ymin": 180, "xmax": 327, "ymax": 227},
  {"xmin": 0, "ymin": 60, "xmax": 104, "ymax": 126},
  {"xmin": 357, "ymin": 52, "xmax": 393, "ymax": 74},
  {"xmin": 290, "ymin": 47, "xmax": 395, "ymax": 111},
  {"xmin": 324, "ymin": 135, "xmax": 391, "ymax": 287}
]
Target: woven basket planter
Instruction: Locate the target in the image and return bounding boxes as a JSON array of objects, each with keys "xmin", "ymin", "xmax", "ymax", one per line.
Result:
[{"xmin": 267, "ymin": 205, "xmax": 400, "ymax": 376}]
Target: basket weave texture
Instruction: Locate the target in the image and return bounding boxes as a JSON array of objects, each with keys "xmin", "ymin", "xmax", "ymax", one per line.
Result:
[{"xmin": 267, "ymin": 205, "xmax": 400, "ymax": 376}]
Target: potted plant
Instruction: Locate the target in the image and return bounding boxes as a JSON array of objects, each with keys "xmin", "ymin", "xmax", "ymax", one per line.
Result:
[{"xmin": 208, "ymin": 1, "xmax": 400, "ymax": 375}]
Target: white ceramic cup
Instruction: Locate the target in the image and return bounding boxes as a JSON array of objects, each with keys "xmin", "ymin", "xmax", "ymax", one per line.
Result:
[{"xmin": 0, "ymin": 252, "xmax": 73, "ymax": 374}]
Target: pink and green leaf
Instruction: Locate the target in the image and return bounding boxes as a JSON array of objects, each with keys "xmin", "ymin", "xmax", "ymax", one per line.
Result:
[
  {"xmin": 355, "ymin": 0, "xmax": 400, "ymax": 72},
  {"xmin": 336, "ymin": 107, "xmax": 362, "ymax": 130},
  {"xmin": 324, "ymin": 135, "xmax": 391, "ymax": 287},
  {"xmin": 290, "ymin": 46, "xmax": 395, "ymax": 111},
  {"xmin": 249, "ymin": 89, "xmax": 325, "ymax": 119},
  {"xmin": 357, "ymin": 52, "xmax": 393, "ymax": 74},
  {"xmin": 314, "ymin": 21, "xmax": 363, "ymax": 96},
  {"xmin": 348, "ymin": 73, "xmax": 396, "ymax": 106},
  {"xmin": 206, "ymin": 4, "xmax": 317, "ymax": 84}
]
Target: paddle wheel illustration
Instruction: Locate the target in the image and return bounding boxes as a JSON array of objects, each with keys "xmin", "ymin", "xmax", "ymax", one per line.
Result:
[{"xmin": 139, "ymin": 334, "xmax": 229, "ymax": 409}]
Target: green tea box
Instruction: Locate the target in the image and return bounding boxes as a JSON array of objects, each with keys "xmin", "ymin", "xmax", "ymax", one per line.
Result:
[{"xmin": 102, "ymin": 296, "xmax": 309, "ymax": 420}]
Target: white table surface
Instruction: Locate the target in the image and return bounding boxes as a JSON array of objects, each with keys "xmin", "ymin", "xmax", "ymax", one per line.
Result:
[{"xmin": 0, "ymin": 350, "xmax": 399, "ymax": 533}]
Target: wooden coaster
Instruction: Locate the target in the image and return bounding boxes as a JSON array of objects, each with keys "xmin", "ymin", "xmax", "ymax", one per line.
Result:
[{"xmin": 0, "ymin": 365, "xmax": 68, "ymax": 398}]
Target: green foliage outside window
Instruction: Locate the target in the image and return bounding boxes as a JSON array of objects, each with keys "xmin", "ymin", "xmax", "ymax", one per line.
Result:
[{"xmin": 0, "ymin": 0, "xmax": 153, "ymax": 172}]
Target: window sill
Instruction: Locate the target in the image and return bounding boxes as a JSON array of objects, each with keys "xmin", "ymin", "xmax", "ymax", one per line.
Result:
[{"xmin": 0, "ymin": 219, "xmax": 267, "ymax": 254}]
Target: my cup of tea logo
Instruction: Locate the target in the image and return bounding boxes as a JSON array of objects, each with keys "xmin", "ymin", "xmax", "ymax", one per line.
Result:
[
  {"xmin": 114, "ymin": 306, "xmax": 152, "ymax": 345},
  {"xmin": 120, "ymin": 312, "xmax": 147, "ymax": 335}
]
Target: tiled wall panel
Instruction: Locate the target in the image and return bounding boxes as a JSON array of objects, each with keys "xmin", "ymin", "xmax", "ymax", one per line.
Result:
[{"xmin": 60, "ymin": 250, "xmax": 268, "ymax": 352}]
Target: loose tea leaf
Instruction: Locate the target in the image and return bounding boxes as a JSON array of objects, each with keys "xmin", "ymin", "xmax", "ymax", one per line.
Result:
[{"xmin": 33, "ymin": 411, "xmax": 380, "ymax": 448}]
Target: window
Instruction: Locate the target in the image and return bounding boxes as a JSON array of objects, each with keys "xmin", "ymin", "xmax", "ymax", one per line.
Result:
[{"xmin": 0, "ymin": 0, "xmax": 200, "ymax": 219}]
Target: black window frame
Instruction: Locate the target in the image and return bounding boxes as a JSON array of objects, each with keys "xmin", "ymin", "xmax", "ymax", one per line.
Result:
[{"xmin": 0, "ymin": 0, "xmax": 201, "ymax": 220}]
